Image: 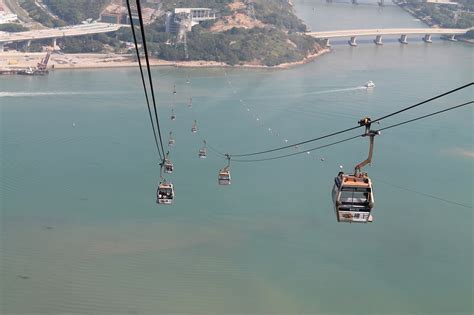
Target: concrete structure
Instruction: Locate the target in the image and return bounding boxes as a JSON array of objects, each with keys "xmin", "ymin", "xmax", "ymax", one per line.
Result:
[
  {"xmin": 399, "ymin": 34, "xmax": 408, "ymax": 44},
  {"xmin": 348, "ymin": 36, "xmax": 357, "ymax": 46},
  {"xmin": 0, "ymin": 23, "xmax": 124, "ymax": 51},
  {"xmin": 0, "ymin": 12, "xmax": 18, "ymax": 24},
  {"xmin": 423, "ymin": 34, "xmax": 433, "ymax": 43},
  {"xmin": 374, "ymin": 35, "xmax": 383, "ymax": 45},
  {"xmin": 306, "ymin": 28, "xmax": 469, "ymax": 47},
  {"xmin": 424, "ymin": 0, "xmax": 459, "ymax": 6},
  {"xmin": 165, "ymin": 8, "xmax": 216, "ymax": 38}
]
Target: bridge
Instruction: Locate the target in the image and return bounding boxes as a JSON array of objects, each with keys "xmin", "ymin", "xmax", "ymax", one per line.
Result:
[
  {"xmin": 306, "ymin": 28, "xmax": 470, "ymax": 47},
  {"xmin": 0, "ymin": 23, "xmax": 125, "ymax": 51}
]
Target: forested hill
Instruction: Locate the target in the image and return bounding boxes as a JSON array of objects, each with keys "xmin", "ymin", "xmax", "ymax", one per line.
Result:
[
  {"xmin": 43, "ymin": 0, "xmax": 110, "ymax": 24},
  {"xmin": 17, "ymin": 0, "xmax": 325, "ymax": 67},
  {"xmin": 17, "ymin": 0, "xmax": 110, "ymax": 27},
  {"xmin": 139, "ymin": 0, "xmax": 323, "ymax": 66}
]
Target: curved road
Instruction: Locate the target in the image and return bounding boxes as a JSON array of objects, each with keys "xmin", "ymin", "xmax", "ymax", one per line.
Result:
[{"xmin": 2, "ymin": 0, "xmax": 45, "ymax": 29}]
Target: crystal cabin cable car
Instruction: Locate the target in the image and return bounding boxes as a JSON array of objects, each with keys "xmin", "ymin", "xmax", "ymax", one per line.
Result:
[
  {"xmin": 332, "ymin": 118, "xmax": 380, "ymax": 223},
  {"xmin": 188, "ymin": 97, "xmax": 192, "ymax": 108},
  {"xmin": 191, "ymin": 120, "xmax": 198, "ymax": 133},
  {"xmin": 156, "ymin": 164, "xmax": 175, "ymax": 205},
  {"xmin": 198, "ymin": 140, "xmax": 207, "ymax": 159},
  {"xmin": 218, "ymin": 154, "xmax": 231, "ymax": 185},
  {"xmin": 168, "ymin": 131, "xmax": 175, "ymax": 146}
]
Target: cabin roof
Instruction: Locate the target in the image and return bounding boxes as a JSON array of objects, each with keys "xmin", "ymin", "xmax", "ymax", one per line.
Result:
[{"xmin": 341, "ymin": 175, "xmax": 371, "ymax": 187}]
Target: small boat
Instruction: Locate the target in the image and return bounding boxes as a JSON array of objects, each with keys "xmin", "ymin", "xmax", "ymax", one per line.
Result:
[{"xmin": 364, "ymin": 81, "xmax": 375, "ymax": 88}]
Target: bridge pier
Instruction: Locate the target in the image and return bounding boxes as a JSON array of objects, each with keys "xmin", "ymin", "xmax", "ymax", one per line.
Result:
[
  {"xmin": 0, "ymin": 43, "xmax": 4, "ymax": 52},
  {"xmin": 446, "ymin": 34, "xmax": 457, "ymax": 41},
  {"xmin": 399, "ymin": 34, "xmax": 408, "ymax": 44},
  {"xmin": 348, "ymin": 36, "xmax": 357, "ymax": 46},
  {"xmin": 52, "ymin": 38, "xmax": 57, "ymax": 49},
  {"xmin": 423, "ymin": 34, "xmax": 432, "ymax": 43},
  {"xmin": 351, "ymin": 0, "xmax": 358, "ymax": 4},
  {"xmin": 322, "ymin": 38, "xmax": 331, "ymax": 48},
  {"xmin": 374, "ymin": 35, "xmax": 383, "ymax": 45}
]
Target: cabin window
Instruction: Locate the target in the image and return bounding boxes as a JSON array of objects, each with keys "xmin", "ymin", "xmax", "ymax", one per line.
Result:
[{"xmin": 340, "ymin": 187, "xmax": 370, "ymax": 204}]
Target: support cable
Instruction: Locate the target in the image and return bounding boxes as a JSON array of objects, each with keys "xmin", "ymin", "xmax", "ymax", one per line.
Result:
[
  {"xmin": 231, "ymin": 100, "xmax": 473, "ymax": 163},
  {"xmin": 133, "ymin": 0, "xmax": 166, "ymax": 158},
  {"xmin": 375, "ymin": 177, "xmax": 473, "ymax": 209},
  {"xmin": 229, "ymin": 83, "xmax": 473, "ymax": 158},
  {"xmin": 125, "ymin": 0, "xmax": 162, "ymax": 161},
  {"xmin": 372, "ymin": 82, "xmax": 473, "ymax": 124}
]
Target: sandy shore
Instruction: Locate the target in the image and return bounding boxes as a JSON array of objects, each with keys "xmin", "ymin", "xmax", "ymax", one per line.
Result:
[{"xmin": 0, "ymin": 48, "xmax": 330, "ymax": 71}]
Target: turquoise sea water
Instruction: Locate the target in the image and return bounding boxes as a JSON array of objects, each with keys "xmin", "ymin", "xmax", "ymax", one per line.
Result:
[{"xmin": 1, "ymin": 1, "xmax": 473, "ymax": 314}]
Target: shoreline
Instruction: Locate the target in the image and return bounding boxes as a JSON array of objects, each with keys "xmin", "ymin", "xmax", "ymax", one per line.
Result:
[{"xmin": 0, "ymin": 48, "xmax": 330, "ymax": 72}]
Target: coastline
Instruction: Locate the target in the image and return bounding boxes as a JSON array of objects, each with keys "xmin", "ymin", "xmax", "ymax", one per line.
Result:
[
  {"xmin": 0, "ymin": 48, "xmax": 330, "ymax": 72},
  {"xmin": 392, "ymin": 0, "xmax": 473, "ymax": 45}
]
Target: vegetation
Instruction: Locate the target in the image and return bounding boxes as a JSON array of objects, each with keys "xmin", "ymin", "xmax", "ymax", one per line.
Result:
[
  {"xmin": 60, "ymin": 36, "xmax": 105, "ymax": 53},
  {"xmin": 16, "ymin": 0, "xmax": 322, "ymax": 66},
  {"xmin": 18, "ymin": 0, "xmax": 63, "ymax": 27},
  {"xmin": 400, "ymin": 0, "xmax": 473, "ymax": 28},
  {"xmin": 43, "ymin": 0, "xmax": 110, "ymax": 25},
  {"xmin": 464, "ymin": 29, "xmax": 474, "ymax": 39},
  {"xmin": 0, "ymin": 23, "xmax": 29, "ymax": 32},
  {"xmin": 149, "ymin": 26, "xmax": 318, "ymax": 66},
  {"xmin": 139, "ymin": 0, "xmax": 320, "ymax": 66},
  {"xmin": 253, "ymin": 0, "xmax": 307, "ymax": 32}
]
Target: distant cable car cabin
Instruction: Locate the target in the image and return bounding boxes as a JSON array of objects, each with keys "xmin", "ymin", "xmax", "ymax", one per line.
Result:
[
  {"xmin": 168, "ymin": 132, "xmax": 175, "ymax": 146},
  {"xmin": 199, "ymin": 140, "xmax": 207, "ymax": 159},
  {"xmin": 157, "ymin": 181, "xmax": 174, "ymax": 205},
  {"xmin": 188, "ymin": 98, "xmax": 192, "ymax": 108},
  {"xmin": 163, "ymin": 153, "xmax": 174, "ymax": 174},
  {"xmin": 332, "ymin": 118, "xmax": 379, "ymax": 223},
  {"xmin": 171, "ymin": 109, "xmax": 176, "ymax": 121},
  {"xmin": 218, "ymin": 154, "xmax": 231, "ymax": 185},
  {"xmin": 191, "ymin": 120, "xmax": 198, "ymax": 133}
]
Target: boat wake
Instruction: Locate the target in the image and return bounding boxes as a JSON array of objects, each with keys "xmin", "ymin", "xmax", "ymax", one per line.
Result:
[{"xmin": 302, "ymin": 86, "xmax": 368, "ymax": 96}]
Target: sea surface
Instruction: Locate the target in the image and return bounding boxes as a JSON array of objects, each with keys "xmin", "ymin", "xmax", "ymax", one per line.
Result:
[{"xmin": 1, "ymin": 1, "xmax": 473, "ymax": 314}]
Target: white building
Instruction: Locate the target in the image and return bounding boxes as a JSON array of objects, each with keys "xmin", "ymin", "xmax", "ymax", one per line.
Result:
[
  {"xmin": 0, "ymin": 13, "xmax": 18, "ymax": 24},
  {"xmin": 165, "ymin": 8, "xmax": 216, "ymax": 35},
  {"xmin": 424, "ymin": 0, "xmax": 459, "ymax": 6}
]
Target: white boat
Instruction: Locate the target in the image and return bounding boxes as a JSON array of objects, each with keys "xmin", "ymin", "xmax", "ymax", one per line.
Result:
[{"xmin": 364, "ymin": 80, "xmax": 375, "ymax": 88}]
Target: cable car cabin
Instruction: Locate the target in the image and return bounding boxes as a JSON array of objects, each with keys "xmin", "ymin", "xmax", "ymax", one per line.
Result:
[
  {"xmin": 332, "ymin": 172, "xmax": 374, "ymax": 223},
  {"xmin": 191, "ymin": 121, "xmax": 198, "ymax": 133},
  {"xmin": 171, "ymin": 113, "xmax": 176, "ymax": 121},
  {"xmin": 168, "ymin": 132, "xmax": 175, "ymax": 146},
  {"xmin": 218, "ymin": 169, "xmax": 231, "ymax": 185},
  {"xmin": 164, "ymin": 160, "xmax": 174, "ymax": 174},
  {"xmin": 156, "ymin": 182, "xmax": 175, "ymax": 205},
  {"xmin": 198, "ymin": 148, "xmax": 207, "ymax": 159}
]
